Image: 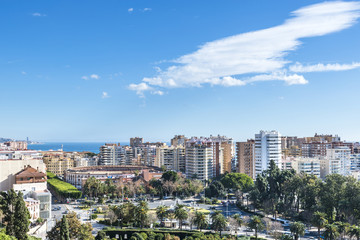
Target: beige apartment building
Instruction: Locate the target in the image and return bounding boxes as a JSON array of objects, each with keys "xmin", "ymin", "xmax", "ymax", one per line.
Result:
[
  {"xmin": 236, "ymin": 140, "xmax": 255, "ymax": 179},
  {"xmin": 42, "ymin": 151, "xmax": 75, "ymax": 176}
]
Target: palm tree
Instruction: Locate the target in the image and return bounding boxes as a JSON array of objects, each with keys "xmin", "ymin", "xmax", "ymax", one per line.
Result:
[
  {"xmin": 135, "ymin": 201, "xmax": 149, "ymax": 228},
  {"xmin": 156, "ymin": 205, "xmax": 168, "ymax": 227},
  {"xmin": 248, "ymin": 215, "xmax": 265, "ymax": 240},
  {"xmin": 290, "ymin": 222, "xmax": 306, "ymax": 240},
  {"xmin": 174, "ymin": 204, "xmax": 188, "ymax": 230},
  {"xmin": 312, "ymin": 211, "xmax": 328, "ymax": 240},
  {"xmin": 335, "ymin": 221, "xmax": 349, "ymax": 240},
  {"xmin": 324, "ymin": 224, "xmax": 340, "ymax": 240},
  {"xmin": 211, "ymin": 211, "xmax": 227, "ymax": 236},
  {"xmin": 166, "ymin": 209, "xmax": 176, "ymax": 228},
  {"xmin": 230, "ymin": 214, "xmax": 243, "ymax": 235},
  {"xmin": 349, "ymin": 225, "xmax": 360, "ymax": 240},
  {"xmin": 193, "ymin": 211, "xmax": 208, "ymax": 231}
]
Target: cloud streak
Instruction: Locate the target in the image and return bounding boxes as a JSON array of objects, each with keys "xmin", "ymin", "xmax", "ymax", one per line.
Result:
[
  {"xmin": 102, "ymin": 92, "xmax": 110, "ymax": 98},
  {"xmin": 290, "ymin": 62, "xmax": 360, "ymax": 72},
  {"xmin": 129, "ymin": 1, "xmax": 360, "ymax": 96},
  {"xmin": 81, "ymin": 74, "xmax": 100, "ymax": 80},
  {"xmin": 32, "ymin": 13, "xmax": 46, "ymax": 17}
]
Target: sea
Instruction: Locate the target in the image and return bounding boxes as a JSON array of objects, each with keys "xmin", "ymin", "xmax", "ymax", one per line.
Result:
[{"xmin": 27, "ymin": 142, "xmax": 129, "ymax": 153}]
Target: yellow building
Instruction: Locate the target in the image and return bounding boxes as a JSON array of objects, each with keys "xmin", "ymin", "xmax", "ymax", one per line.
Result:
[{"xmin": 42, "ymin": 151, "xmax": 75, "ymax": 176}]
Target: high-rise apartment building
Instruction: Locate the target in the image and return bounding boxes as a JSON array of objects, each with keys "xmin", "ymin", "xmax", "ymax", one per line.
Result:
[
  {"xmin": 209, "ymin": 135, "xmax": 233, "ymax": 176},
  {"xmin": 255, "ymin": 130, "xmax": 282, "ymax": 176},
  {"xmin": 302, "ymin": 142, "xmax": 331, "ymax": 158},
  {"xmin": 155, "ymin": 145, "xmax": 186, "ymax": 172},
  {"xmin": 236, "ymin": 140, "xmax": 255, "ymax": 179},
  {"xmin": 185, "ymin": 137, "xmax": 213, "ymax": 181},
  {"xmin": 320, "ymin": 147, "xmax": 351, "ymax": 178},
  {"xmin": 350, "ymin": 154, "xmax": 360, "ymax": 171},
  {"xmin": 99, "ymin": 143, "xmax": 122, "ymax": 165},
  {"xmin": 130, "ymin": 137, "xmax": 143, "ymax": 148},
  {"xmin": 283, "ymin": 157, "xmax": 321, "ymax": 178},
  {"xmin": 171, "ymin": 135, "xmax": 187, "ymax": 147}
]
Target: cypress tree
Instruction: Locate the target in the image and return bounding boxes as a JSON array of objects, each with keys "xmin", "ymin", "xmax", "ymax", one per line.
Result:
[
  {"xmin": 60, "ymin": 215, "xmax": 70, "ymax": 240},
  {"xmin": 14, "ymin": 192, "xmax": 30, "ymax": 240},
  {"xmin": 0, "ymin": 189, "xmax": 18, "ymax": 237}
]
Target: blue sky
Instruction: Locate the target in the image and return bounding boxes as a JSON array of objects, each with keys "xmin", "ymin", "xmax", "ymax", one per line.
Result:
[{"xmin": 1, "ymin": 0, "xmax": 360, "ymax": 142}]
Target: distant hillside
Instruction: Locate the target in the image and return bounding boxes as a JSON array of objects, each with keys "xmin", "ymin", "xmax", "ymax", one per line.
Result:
[{"xmin": 0, "ymin": 137, "xmax": 13, "ymax": 143}]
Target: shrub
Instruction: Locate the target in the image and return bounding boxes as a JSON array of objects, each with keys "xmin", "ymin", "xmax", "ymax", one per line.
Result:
[
  {"xmin": 91, "ymin": 214, "xmax": 98, "ymax": 220},
  {"xmin": 46, "ymin": 171, "xmax": 56, "ymax": 179},
  {"xmin": 47, "ymin": 177, "xmax": 82, "ymax": 199}
]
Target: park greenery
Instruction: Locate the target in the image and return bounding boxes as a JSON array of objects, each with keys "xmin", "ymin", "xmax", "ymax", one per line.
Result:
[
  {"xmin": 47, "ymin": 172, "xmax": 82, "ymax": 199},
  {"xmin": 244, "ymin": 160, "xmax": 360, "ymax": 239},
  {"xmin": 82, "ymin": 171, "xmax": 204, "ymax": 200},
  {"xmin": 97, "ymin": 228, "xmax": 260, "ymax": 240},
  {"xmin": 205, "ymin": 172, "xmax": 254, "ymax": 198},
  {"xmin": 48, "ymin": 212, "xmax": 94, "ymax": 240}
]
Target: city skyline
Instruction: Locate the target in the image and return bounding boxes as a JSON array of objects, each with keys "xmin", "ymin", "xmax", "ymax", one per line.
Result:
[{"xmin": 1, "ymin": 0, "xmax": 360, "ymax": 142}]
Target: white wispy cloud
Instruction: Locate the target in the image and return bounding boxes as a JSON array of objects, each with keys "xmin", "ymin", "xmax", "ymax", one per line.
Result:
[
  {"xmin": 81, "ymin": 74, "xmax": 100, "ymax": 80},
  {"xmin": 21, "ymin": 71, "xmax": 27, "ymax": 75},
  {"xmin": 102, "ymin": 92, "xmax": 110, "ymax": 98},
  {"xmin": 128, "ymin": 83, "xmax": 165, "ymax": 97},
  {"xmin": 32, "ymin": 13, "xmax": 46, "ymax": 17},
  {"xmin": 90, "ymin": 74, "xmax": 100, "ymax": 79},
  {"xmin": 129, "ymin": 1, "xmax": 360, "ymax": 96},
  {"xmin": 289, "ymin": 62, "xmax": 360, "ymax": 72},
  {"xmin": 128, "ymin": 8, "xmax": 134, "ymax": 13},
  {"xmin": 143, "ymin": 8, "xmax": 152, "ymax": 12}
]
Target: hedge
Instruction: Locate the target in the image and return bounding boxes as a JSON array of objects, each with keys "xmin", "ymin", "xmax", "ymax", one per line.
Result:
[
  {"xmin": 104, "ymin": 228, "xmax": 203, "ymax": 240},
  {"xmin": 47, "ymin": 177, "xmax": 82, "ymax": 199},
  {"xmin": 46, "ymin": 171, "xmax": 56, "ymax": 179}
]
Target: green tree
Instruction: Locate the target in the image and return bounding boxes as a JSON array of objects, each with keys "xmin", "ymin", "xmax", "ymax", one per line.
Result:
[
  {"xmin": 335, "ymin": 221, "xmax": 349, "ymax": 240},
  {"xmin": 0, "ymin": 189, "xmax": 18, "ymax": 237},
  {"xmin": 280, "ymin": 234, "xmax": 293, "ymax": 240},
  {"xmin": 230, "ymin": 214, "xmax": 243, "ymax": 235},
  {"xmin": 0, "ymin": 229, "xmax": 16, "ymax": 240},
  {"xmin": 290, "ymin": 222, "xmax": 305, "ymax": 240},
  {"xmin": 211, "ymin": 211, "xmax": 227, "ymax": 235},
  {"xmin": 319, "ymin": 174, "xmax": 347, "ymax": 221},
  {"xmin": 205, "ymin": 181, "xmax": 226, "ymax": 198},
  {"xmin": 220, "ymin": 172, "xmax": 254, "ymax": 192},
  {"xmin": 174, "ymin": 204, "xmax": 188, "ymax": 230},
  {"xmin": 14, "ymin": 192, "xmax": 30, "ymax": 240},
  {"xmin": 324, "ymin": 224, "xmax": 340, "ymax": 240},
  {"xmin": 193, "ymin": 211, "xmax": 208, "ymax": 231},
  {"xmin": 248, "ymin": 216, "xmax": 265, "ymax": 240},
  {"xmin": 78, "ymin": 223, "xmax": 94, "ymax": 240},
  {"xmin": 312, "ymin": 211, "xmax": 328, "ymax": 240},
  {"xmin": 156, "ymin": 205, "xmax": 168, "ymax": 227},
  {"xmin": 136, "ymin": 201, "xmax": 149, "ymax": 228},
  {"xmin": 60, "ymin": 215, "xmax": 70, "ymax": 240},
  {"xmin": 161, "ymin": 171, "xmax": 179, "ymax": 182}
]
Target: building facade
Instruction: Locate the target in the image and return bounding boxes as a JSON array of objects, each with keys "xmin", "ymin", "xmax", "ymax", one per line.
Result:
[
  {"xmin": 254, "ymin": 130, "xmax": 282, "ymax": 176},
  {"xmin": 236, "ymin": 140, "xmax": 255, "ymax": 179},
  {"xmin": 185, "ymin": 138, "xmax": 213, "ymax": 181}
]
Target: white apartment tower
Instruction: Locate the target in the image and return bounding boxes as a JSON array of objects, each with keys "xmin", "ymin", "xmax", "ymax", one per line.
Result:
[
  {"xmin": 320, "ymin": 147, "xmax": 351, "ymax": 178},
  {"xmin": 185, "ymin": 137, "xmax": 213, "ymax": 181},
  {"xmin": 255, "ymin": 130, "xmax": 282, "ymax": 176},
  {"xmin": 99, "ymin": 143, "xmax": 122, "ymax": 165}
]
